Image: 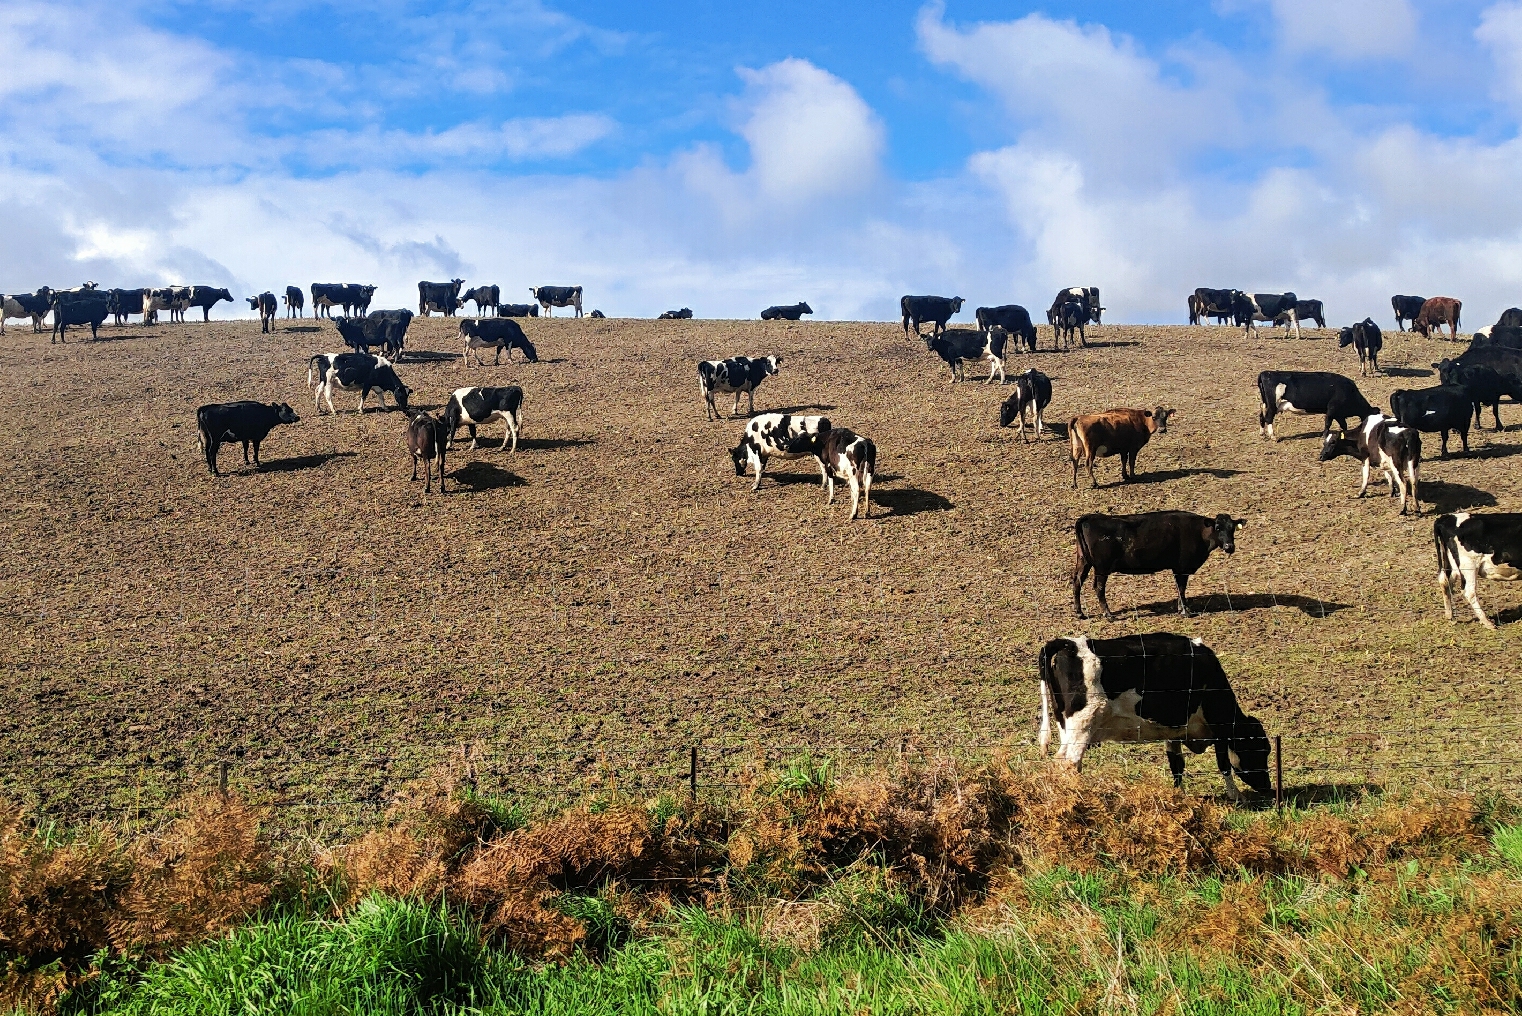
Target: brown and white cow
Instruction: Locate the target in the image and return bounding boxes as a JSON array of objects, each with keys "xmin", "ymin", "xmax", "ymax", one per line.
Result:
[{"xmin": 1068, "ymin": 407, "xmax": 1175, "ymax": 488}]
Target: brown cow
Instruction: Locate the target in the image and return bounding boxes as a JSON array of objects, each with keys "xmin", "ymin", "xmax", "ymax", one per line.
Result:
[
  {"xmin": 1414, "ymin": 297, "xmax": 1462, "ymax": 339},
  {"xmin": 1068, "ymin": 406, "xmax": 1176, "ymax": 488},
  {"xmin": 405, "ymin": 410, "xmax": 448, "ymax": 494}
]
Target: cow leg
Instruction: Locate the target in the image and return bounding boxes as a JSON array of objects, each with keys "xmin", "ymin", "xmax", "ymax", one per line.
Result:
[
  {"xmin": 732, "ymin": 392, "xmax": 743, "ymax": 417},
  {"xmin": 1038, "ymin": 683, "xmax": 1054, "ymax": 755},
  {"xmin": 1407, "ymin": 459, "xmax": 1420, "ymax": 515},
  {"xmin": 1093, "ymin": 571, "xmax": 1115, "ymax": 620},
  {"xmin": 1214, "ymin": 742, "xmax": 1242, "ymax": 803},
  {"xmin": 848, "ymin": 473, "xmax": 864, "ymax": 519},
  {"xmin": 825, "ymin": 472, "xmax": 836, "ymax": 505},
  {"xmin": 1440, "ymin": 432, "xmax": 1449, "ymax": 459},
  {"xmin": 1174, "ymin": 572, "xmax": 1192, "ymax": 616},
  {"xmin": 241, "ymin": 440, "xmax": 251, "ymax": 464},
  {"xmin": 860, "ymin": 469, "xmax": 871, "ymax": 519},
  {"xmin": 1167, "ymin": 740, "xmax": 1186, "ymax": 788},
  {"xmin": 1291, "ymin": 313, "xmax": 1301, "ymax": 340},
  {"xmin": 1072, "ymin": 551, "xmax": 1092, "ymax": 618},
  {"xmin": 356, "ymin": 392, "xmax": 366, "ymax": 414},
  {"xmin": 506, "ymin": 412, "xmax": 519, "ymax": 454},
  {"xmin": 410, "ymin": 454, "xmax": 419, "ymax": 481},
  {"xmin": 467, "ymin": 425, "xmax": 478, "ymax": 451},
  {"xmin": 1459, "ymin": 565, "xmax": 1497, "ymax": 629},
  {"xmin": 1088, "ymin": 455, "xmax": 1098, "ymax": 489},
  {"xmin": 1357, "ymin": 461, "xmax": 1371, "ymax": 498},
  {"xmin": 1459, "ymin": 426, "xmax": 1470, "ymax": 455},
  {"xmin": 752, "ymin": 453, "xmax": 765, "ymax": 491},
  {"xmin": 748, "ymin": 390, "xmax": 756, "ymax": 416},
  {"xmin": 324, "ymin": 386, "xmax": 336, "ymax": 416},
  {"xmin": 1061, "ymin": 702, "xmax": 1104, "ymax": 769},
  {"xmin": 205, "ymin": 440, "xmax": 220, "ymax": 476},
  {"xmin": 817, "ymin": 458, "xmax": 829, "ymax": 489},
  {"xmin": 705, "ymin": 392, "xmax": 717, "ymax": 422},
  {"xmin": 252, "ymin": 440, "xmax": 261, "ymax": 467}
]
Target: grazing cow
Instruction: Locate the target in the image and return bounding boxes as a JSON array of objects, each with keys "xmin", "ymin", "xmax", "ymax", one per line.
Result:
[
  {"xmin": 188, "ymin": 286, "xmax": 233, "ymax": 322},
  {"xmin": 1037, "ymin": 634, "xmax": 1272, "ymax": 801},
  {"xmin": 50, "ymin": 291, "xmax": 110, "ymax": 342},
  {"xmin": 419, "ymin": 279, "xmax": 466, "ymax": 317},
  {"xmin": 1319, "ymin": 415, "xmax": 1422, "ymax": 515},
  {"xmin": 1389, "ymin": 386, "xmax": 1474, "ymax": 458},
  {"xmin": 1238, "ymin": 292, "xmax": 1300, "ymax": 338},
  {"xmin": 530, "ymin": 285, "xmax": 583, "ymax": 317},
  {"xmin": 1053, "ymin": 299, "xmax": 1088, "ymax": 349},
  {"xmin": 1256, "ymin": 370, "xmax": 1377, "ymax": 441},
  {"xmin": 195, "ymin": 401, "xmax": 299, "ymax": 476},
  {"xmin": 284, "ymin": 285, "xmax": 304, "ymax": 318},
  {"xmin": 659, "ymin": 308, "xmax": 694, "ymax": 319},
  {"xmin": 1392, "ymin": 294, "xmax": 1426, "ymax": 331},
  {"xmin": 1, "ymin": 288, "xmax": 53, "ymax": 333},
  {"xmin": 698, "ymin": 355, "xmax": 782, "ymax": 421},
  {"xmin": 1337, "ymin": 318, "xmax": 1383, "ymax": 376},
  {"xmin": 144, "ymin": 286, "xmax": 191, "ymax": 324},
  {"xmin": 818, "ymin": 427, "xmax": 875, "ymax": 520},
  {"xmin": 900, "ymin": 295, "xmax": 964, "ymax": 339},
  {"xmin": 310, "ymin": 352, "xmax": 410, "ymax": 415},
  {"xmin": 761, "ymin": 302, "xmax": 812, "ymax": 321},
  {"xmin": 1414, "ymin": 297, "xmax": 1461, "ymax": 339},
  {"xmin": 105, "ymin": 288, "xmax": 146, "ymax": 326},
  {"xmin": 1194, "ymin": 288, "xmax": 1245, "ymax": 326},
  {"xmin": 1068, "ymin": 407, "xmax": 1175, "ymax": 488},
  {"xmin": 461, "ymin": 284, "xmax": 500, "ymax": 315},
  {"xmin": 497, "ymin": 302, "xmax": 540, "ymax": 318},
  {"xmin": 1435, "ymin": 512, "xmax": 1522, "ymax": 630},
  {"xmin": 335, "ymin": 310, "xmax": 413, "ymax": 360},
  {"xmin": 246, "ymin": 293, "xmax": 278, "ymax": 333},
  {"xmin": 928, "ymin": 327, "xmax": 1005, "ymax": 383},
  {"xmin": 1438, "ymin": 360, "xmax": 1522, "ymax": 431},
  {"xmin": 1072, "ymin": 511, "xmax": 1244, "ymax": 619},
  {"xmin": 460, "ymin": 318, "xmax": 538, "ymax": 366},
  {"xmin": 589, "ymin": 309, "xmax": 605, "ymax": 319},
  {"xmin": 1271, "ymin": 299, "xmax": 1324, "ymax": 330},
  {"xmin": 729, "ymin": 413, "xmax": 831, "ymax": 490},
  {"xmin": 1048, "ymin": 287, "xmax": 1102, "ymax": 326},
  {"xmin": 974, "ymin": 304, "xmax": 1038, "ymax": 351},
  {"xmin": 998, "ymin": 368, "xmax": 1053, "ymax": 442},
  {"xmin": 444, "ymin": 385, "xmax": 523, "ymax": 454},
  {"xmin": 405, "ymin": 411, "xmax": 448, "ymax": 494},
  {"xmin": 1495, "ymin": 308, "xmax": 1522, "ymax": 330}
]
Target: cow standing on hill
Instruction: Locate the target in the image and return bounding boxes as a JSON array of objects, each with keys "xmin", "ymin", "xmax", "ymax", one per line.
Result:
[
  {"xmin": 1415, "ymin": 297, "xmax": 1462, "ymax": 339},
  {"xmin": 284, "ymin": 286, "xmax": 304, "ymax": 318},
  {"xmin": 444, "ymin": 385, "xmax": 523, "ymax": 454},
  {"xmin": 1257, "ymin": 371, "xmax": 1378, "ymax": 441},
  {"xmin": 1438, "ymin": 359, "xmax": 1522, "ymax": 431},
  {"xmin": 1389, "ymin": 386, "xmax": 1473, "ymax": 458},
  {"xmin": 698, "ymin": 355, "xmax": 782, "ymax": 420},
  {"xmin": 818, "ymin": 427, "xmax": 876, "ymax": 520},
  {"xmin": 975, "ymin": 304, "xmax": 1038, "ymax": 352},
  {"xmin": 188, "ymin": 286, "xmax": 233, "ymax": 322},
  {"xmin": 1320, "ymin": 416, "xmax": 1422, "ymax": 515},
  {"xmin": 1072, "ymin": 511, "xmax": 1244, "ymax": 619},
  {"xmin": 1435, "ymin": 512, "xmax": 1522, "ymax": 630},
  {"xmin": 405, "ymin": 411, "xmax": 448, "ymax": 494},
  {"xmin": 729, "ymin": 413, "xmax": 831, "ymax": 490},
  {"xmin": 1392, "ymin": 295, "xmax": 1426, "ymax": 332},
  {"xmin": 105, "ymin": 288, "xmax": 146, "ymax": 326},
  {"xmin": 246, "ymin": 293, "xmax": 278, "ymax": 333},
  {"xmin": 460, "ymin": 318, "xmax": 537, "ymax": 366},
  {"xmin": 530, "ymin": 285, "xmax": 583, "ymax": 317},
  {"xmin": 900, "ymin": 295, "xmax": 963, "ymax": 339},
  {"xmin": 419, "ymin": 280, "xmax": 465, "ymax": 317},
  {"xmin": 928, "ymin": 328, "xmax": 1006, "ymax": 383},
  {"xmin": 195, "ymin": 401, "xmax": 299, "ymax": 475},
  {"xmin": 50, "ymin": 290, "xmax": 110, "ymax": 342},
  {"xmin": 2, "ymin": 288, "xmax": 53, "ymax": 333},
  {"xmin": 999, "ymin": 369, "xmax": 1053, "ymax": 441},
  {"xmin": 1068, "ymin": 407, "xmax": 1175, "ymax": 487},
  {"xmin": 1048, "ymin": 287, "xmax": 1102, "ymax": 326},
  {"xmin": 462, "ymin": 285, "xmax": 500, "ymax": 315},
  {"xmin": 1338, "ymin": 319, "xmax": 1383, "ymax": 376}
]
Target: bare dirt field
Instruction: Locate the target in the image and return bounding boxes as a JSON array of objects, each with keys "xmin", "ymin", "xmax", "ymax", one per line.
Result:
[{"xmin": 1, "ymin": 313, "xmax": 1518, "ymax": 827}]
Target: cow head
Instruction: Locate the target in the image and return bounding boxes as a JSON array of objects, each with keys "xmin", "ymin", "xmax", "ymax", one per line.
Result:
[
  {"xmin": 998, "ymin": 394, "xmax": 1021, "ymax": 427},
  {"xmin": 518, "ymin": 337, "xmax": 539, "ymax": 362},
  {"xmin": 798, "ymin": 302, "xmax": 813, "ymax": 315},
  {"xmin": 451, "ymin": 279, "xmax": 465, "ymax": 294},
  {"xmin": 1227, "ymin": 715, "xmax": 1274, "ymax": 795},
  {"xmin": 1338, "ymin": 326, "xmax": 1355, "ymax": 347},
  {"xmin": 273, "ymin": 403, "xmax": 299, "ymax": 425},
  {"xmin": 393, "ymin": 384, "xmax": 411, "ymax": 410},
  {"xmin": 950, "ymin": 297, "xmax": 964, "ymax": 313},
  {"xmin": 1319, "ymin": 431, "xmax": 1357, "ymax": 461},
  {"xmin": 1209, "ymin": 514, "xmax": 1245, "ymax": 554},
  {"xmin": 1149, "ymin": 407, "xmax": 1176, "ymax": 433},
  {"xmin": 1435, "ymin": 358, "xmax": 1459, "ymax": 384},
  {"xmin": 729, "ymin": 439, "xmax": 752, "ymax": 476},
  {"xmin": 246, "ymin": 297, "xmax": 261, "ymax": 310},
  {"xmin": 763, "ymin": 355, "xmax": 782, "ymax": 375}
]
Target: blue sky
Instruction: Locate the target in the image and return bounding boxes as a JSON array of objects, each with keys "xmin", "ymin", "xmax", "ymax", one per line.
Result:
[{"xmin": 5, "ymin": 0, "xmax": 1522, "ymax": 323}]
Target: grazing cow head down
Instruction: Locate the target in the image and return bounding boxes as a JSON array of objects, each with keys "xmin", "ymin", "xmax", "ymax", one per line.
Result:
[
  {"xmin": 1209, "ymin": 514, "xmax": 1246, "ymax": 554},
  {"xmin": 1338, "ymin": 326, "xmax": 1355, "ymax": 347},
  {"xmin": 729, "ymin": 439, "xmax": 752, "ymax": 476},
  {"xmin": 1226, "ymin": 716, "xmax": 1274, "ymax": 793},
  {"xmin": 1319, "ymin": 430, "xmax": 1356, "ymax": 461}
]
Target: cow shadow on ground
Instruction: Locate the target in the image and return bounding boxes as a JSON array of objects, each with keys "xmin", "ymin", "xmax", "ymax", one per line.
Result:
[
  {"xmin": 517, "ymin": 436, "xmax": 596, "ymax": 451},
  {"xmin": 256, "ymin": 451, "xmax": 356, "ymax": 472},
  {"xmin": 283, "ymin": 326, "xmax": 323, "ymax": 333},
  {"xmin": 1379, "ymin": 366, "xmax": 1433, "ymax": 378},
  {"xmin": 90, "ymin": 332, "xmax": 145, "ymax": 342},
  {"xmin": 761, "ymin": 404, "xmax": 837, "ymax": 415},
  {"xmin": 403, "ymin": 351, "xmax": 459, "ymax": 363},
  {"xmin": 1135, "ymin": 467, "xmax": 1245, "ymax": 483},
  {"xmin": 449, "ymin": 461, "xmax": 528, "ymax": 491},
  {"xmin": 874, "ymin": 487, "xmax": 954, "ymax": 517},
  {"xmin": 1494, "ymin": 605, "xmax": 1522, "ymax": 625},
  {"xmin": 1421, "ymin": 480, "xmax": 1498, "ymax": 512},
  {"xmin": 1237, "ymin": 783, "xmax": 1380, "ymax": 811},
  {"xmin": 1132, "ymin": 592, "xmax": 1353, "ymax": 617},
  {"xmin": 1469, "ymin": 443, "xmax": 1522, "ymax": 460},
  {"xmin": 1078, "ymin": 340, "xmax": 1142, "ymax": 349}
]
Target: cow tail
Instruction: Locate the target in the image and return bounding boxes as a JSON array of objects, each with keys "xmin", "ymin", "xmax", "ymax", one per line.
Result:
[{"xmin": 1434, "ymin": 516, "xmax": 1454, "ymax": 590}]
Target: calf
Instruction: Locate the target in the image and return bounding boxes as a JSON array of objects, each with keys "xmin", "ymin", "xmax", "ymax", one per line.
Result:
[
  {"xmin": 284, "ymin": 285, "xmax": 304, "ymax": 318},
  {"xmin": 105, "ymin": 288, "xmax": 146, "ymax": 326},
  {"xmin": 761, "ymin": 302, "xmax": 812, "ymax": 321},
  {"xmin": 818, "ymin": 427, "xmax": 876, "ymax": 520},
  {"xmin": 1337, "ymin": 318, "xmax": 1383, "ymax": 376},
  {"xmin": 460, "ymin": 318, "xmax": 537, "ymax": 366},
  {"xmin": 461, "ymin": 284, "xmax": 500, "ymax": 315},
  {"xmin": 530, "ymin": 285, "xmax": 583, "ymax": 317},
  {"xmin": 929, "ymin": 327, "xmax": 1005, "ymax": 383},
  {"xmin": 419, "ymin": 279, "xmax": 466, "ymax": 317},
  {"xmin": 1037, "ymin": 634, "xmax": 1272, "ymax": 802},
  {"xmin": 975, "ymin": 304, "xmax": 1039, "ymax": 351},
  {"xmin": 50, "ymin": 291, "xmax": 110, "ymax": 342},
  {"xmin": 2, "ymin": 288, "xmax": 53, "ymax": 333},
  {"xmin": 1389, "ymin": 386, "xmax": 1473, "ymax": 458},
  {"xmin": 246, "ymin": 292, "xmax": 278, "ymax": 333},
  {"xmin": 659, "ymin": 307, "xmax": 693, "ymax": 319},
  {"xmin": 729, "ymin": 413, "xmax": 831, "ymax": 490},
  {"xmin": 1053, "ymin": 299, "xmax": 1088, "ymax": 349},
  {"xmin": 1319, "ymin": 415, "xmax": 1422, "ymax": 515},
  {"xmin": 1072, "ymin": 511, "xmax": 1243, "ymax": 619},
  {"xmin": 1068, "ymin": 407, "xmax": 1175, "ymax": 488},
  {"xmin": 1434, "ymin": 511, "xmax": 1522, "ymax": 630},
  {"xmin": 1438, "ymin": 360, "xmax": 1522, "ymax": 431},
  {"xmin": 698, "ymin": 354, "xmax": 782, "ymax": 420},
  {"xmin": 1414, "ymin": 296, "xmax": 1461, "ymax": 339},
  {"xmin": 900, "ymin": 295, "xmax": 964, "ymax": 338},
  {"xmin": 1392, "ymin": 294, "xmax": 1426, "ymax": 331},
  {"xmin": 195, "ymin": 401, "xmax": 299, "ymax": 475},
  {"xmin": 1256, "ymin": 370, "xmax": 1377, "ymax": 441},
  {"xmin": 589, "ymin": 309, "xmax": 605, "ymax": 319},
  {"xmin": 998, "ymin": 368, "xmax": 1053, "ymax": 441},
  {"xmin": 497, "ymin": 302, "xmax": 539, "ymax": 318},
  {"xmin": 405, "ymin": 411, "xmax": 448, "ymax": 494},
  {"xmin": 444, "ymin": 385, "xmax": 522, "ymax": 454},
  {"xmin": 310, "ymin": 352, "xmax": 410, "ymax": 415},
  {"xmin": 188, "ymin": 286, "xmax": 233, "ymax": 322}
]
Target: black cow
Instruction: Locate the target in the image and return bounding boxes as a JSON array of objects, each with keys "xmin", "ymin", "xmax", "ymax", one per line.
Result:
[
  {"xmin": 284, "ymin": 285, "xmax": 304, "ymax": 318},
  {"xmin": 1320, "ymin": 416, "xmax": 1422, "ymax": 515},
  {"xmin": 1, "ymin": 288, "xmax": 53, "ymax": 333},
  {"xmin": 1037, "ymin": 634, "xmax": 1272, "ymax": 801},
  {"xmin": 1389, "ymin": 386, "xmax": 1473, "ymax": 458},
  {"xmin": 974, "ymin": 304, "xmax": 1038, "ymax": 351},
  {"xmin": 335, "ymin": 310, "xmax": 413, "ymax": 359},
  {"xmin": 246, "ymin": 292, "xmax": 277, "ymax": 333},
  {"xmin": 1471, "ymin": 326, "xmax": 1522, "ymax": 350},
  {"xmin": 1435, "ymin": 512, "xmax": 1522, "ymax": 630},
  {"xmin": 1072, "ymin": 511, "xmax": 1243, "ymax": 619},
  {"xmin": 900, "ymin": 295, "xmax": 964, "ymax": 339},
  {"xmin": 1438, "ymin": 360, "xmax": 1522, "ymax": 431},
  {"xmin": 589, "ymin": 309, "xmax": 605, "ymax": 319},
  {"xmin": 405, "ymin": 411, "xmax": 447, "ymax": 494},
  {"xmin": 1256, "ymin": 370, "xmax": 1377, "ymax": 441},
  {"xmin": 929, "ymin": 327, "xmax": 1005, "ymax": 383},
  {"xmin": 419, "ymin": 279, "xmax": 466, "ymax": 317},
  {"xmin": 698, "ymin": 354, "xmax": 782, "ymax": 420},
  {"xmin": 1241, "ymin": 292, "xmax": 1300, "ymax": 337},
  {"xmin": 1193, "ymin": 288, "xmax": 1245, "ymax": 325},
  {"xmin": 105, "ymin": 288, "xmax": 146, "ymax": 326},
  {"xmin": 444, "ymin": 385, "xmax": 523, "ymax": 454},
  {"xmin": 1392, "ymin": 294, "xmax": 1426, "ymax": 332},
  {"xmin": 50, "ymin": 291, "xmax": 110, "ymax": 342},
  {"xmin": 187, "ymin": 286, "xmax": 233, "ymax": 322},
  {"xmin": 1053, "ymin": 300, "xmax": 1088, "ymax": 349},
  {"xmin": 309, "ymin": 352, "xmax": 410, "ymax": 415},
  {"xmin": 195, "ymin": 401, "xmax": 299, "ymax": 475},
  {"xmin": 761, "ymin": 302, "xmax": 812, "ymax": 321},
  {"xmin": 530, "ymin": 285, "xmax": 583, "ymax": 317},
  {"xmin": 1048, "ymin": 287, "xmax": 1102, "ymax": 326},
  {"xmin": 460, "ymin": 318, "xmax": 537, "ymax": 366},
  {"xmin": 998, "ymin": 368, "xmax": 1052, "ymax": 441},
  {"xmin": 497, "ymin": 302, "xmax": 539, "ymax": 318},
  {"xmin": 659, "ymin": 308, "xmax": 693, "ymax": 319},
  {"xmin": 1495, "ymin": 308, "xmax": 1522, "ymax": 330},
  {"xmin": 462, "ymin": 284, "xmax": 500, "ymax": 315},
  {"xmin": 1274, "ymin": 299, "xmax": 1324, "ymax": 329},
  {"xmin": 1338, "ymin": 318, "xmax": 1383, "ymax": 376}
]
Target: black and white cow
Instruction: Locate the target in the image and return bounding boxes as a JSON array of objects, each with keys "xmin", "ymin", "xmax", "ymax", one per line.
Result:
[
  {"xmin": 1274, "ymin": 299, "xmax": 1325, "ymax": 329},
  {"xmin": 460, "ymin": 318, "xmax": 538, "ymax": 366},
  {"xmin": 419, "ymin": 279, "xmax": 465, "ymax": 317},
  {"xmin": 659, "ymin": 307, "xmax": 694, "ymax": 319},
  {"xmin": 1193, "ymin": 288, "xmax": 1245, "ymax": 326},
  {"xmin": 1239, "ymin": 292, "xmax": 1300, "ymax": 338},
  {"xmin": 310, "ymin": 283, "xmax": 343, "ymax": 319},
  {"xmin": 1471, "ymin": 326, "xmax": 1522, "ymax": 350},
  {"xmin": 729, "ymin": 413, "xmax": 831, "ymax": 490},
  {"xmin": 1438, "ymin": 360, "xmax": 1522, "ymax": 431},
  {"xmin": 497, "ymin": 303, "xmax": 540, "ymax": 318},
  {"xmin": 530, "ymin": 285, "xmax": 583, "ymax": 317},
  {"xmin": 998, "ymin": 368, "xmax": 1053, "ymax": 441},
  {"xmin": 444, "ymin": 385, "xmax": 523, "ymax": 454},
  {"xmin": 1435, "ymin": 512, "xmax": 1522, "ymax": 630},
  {"xmin": 284, "ymin": 285, "xmax": 304, "ymax": 318},
  {"xmin": 1256, "ymin": 370, "xmax": 1378, "ymax": 441},
  {"xmin": 104, "ymin": 288, "xmax": 146, "ymax": 326},
  {"xmin": 309, "ymin": 352, "xmax": 410, "ymax": 415},
  {"xmin": 1037, "ymin": 633, "xmax": 1273, "ymax": 801},
  {"xmin": 195, "ymin": 401, "xmax": 299, "ymax": 475},
  {"xmin": 188, "ymin": 286, "xmax": 233, "ymax": 322},
  {"xmin": 1053, "ymin": 299, "xmax": 1088, "ymax": 349},
  {"xmin": 1072, "ymin": 511, "xmax": 1244, "ymax": 619},
  {"xmin": 1319, "ymin": 415, "xmax": 1422, "ymax": 515},
  {"xmin": 698, "ymin": 354, "xmax": 782, "ymax": 420},
  {"xmin": 1, "ymin": 288, "xmax": 53, "ymax": 333},
  {"xmin": 50, "ymin": 290, "xmax": 110, "ymax": 342},
  {"xmin": 145, "ymin": 286, "xmax": 191, "ymax": 324},
  {"xmin": 900, "ymin": 295, "xmax": 964, "ymax": 339},
  {"xmin": 761, "ymin": 302, "xmax": 812, "ymax": 321},
  {"xmin": 1048, "ymin": 287, "xmax": 1102, "ymax": 326},
  {"xmin": 461, "ymin": 284, "xmax": 500, "ymax": 315},
  {"xmin": 1338, "ymin": 318, "xmax": 1383, "ymax": 376},
  {"xmin": 928, "ymin": 327, "xmax": 1006, "ymax": 383},
  {"xmin": 1389, "ymin": 386, "xmax": 1473, "ymax": 458},
  {"xmin": 974, "ymin": 304, "xmax": 1038, "ymax": 351},
  {"xmin": 1392, "ymin": 294, "xmax": 1426, "ymax": 332},
  {"xmin": 818, "ymin": 427, "xmax": 876, "ymax": 520},
  {"xmin": 589, "ymin": 309, "xmax": 605, "ymax": 318},
  {"xmin": 246, "ymin": 292, "xmax": 278, "ymax": 333}
]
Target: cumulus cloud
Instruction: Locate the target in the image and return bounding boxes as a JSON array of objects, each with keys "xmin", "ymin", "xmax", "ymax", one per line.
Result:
[
  {"xmin": 1478, "ymin": 2, "xmax": 1522, "ymax": 107},
  {"xmin": 1232, "ymin": 0, "xmax": 1418, "ymax": 57}
]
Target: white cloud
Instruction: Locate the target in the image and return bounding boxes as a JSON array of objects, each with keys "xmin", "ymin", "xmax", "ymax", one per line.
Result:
[
  {"xmin": 1478, "ymin": 2, "xmax": 1522, "ymax": 107},
  {"xmin": 1241, "ymin": 0, "xmax": 1418, "ymax": 57}
]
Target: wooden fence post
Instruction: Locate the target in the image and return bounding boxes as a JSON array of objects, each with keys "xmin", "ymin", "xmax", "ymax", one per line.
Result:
[
  {"xmin": 1273, "ymin": 735, "xmax": 1283, "ymax": 813},
  {"xmin": 689, "ymin": 746, "xmax": 698, "ymax": 801}
]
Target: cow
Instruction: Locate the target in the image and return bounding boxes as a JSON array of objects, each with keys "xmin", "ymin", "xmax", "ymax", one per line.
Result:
[
  {"xmin": 1193, "ymin": 288, "xmax": 1245, "ymax": 326},
  {"xmin": 761, "ymin": 302, "xmax": 812, "ymax": 321},
  {"xmin": 187, "ymin": 286, "xmax": 232, "ymax": 322},
  {"xmin": 659, "ymin": 308, "xmax": 693, "ymax": 319},
  {"xmin": 50, "ymin": 291, "xmax": 110, "ymax": 342},
  {"xmin": 1392, "ymin": 295, "xmax": 1426, "ymax": 332},
  {"xmin": 497, "ymin": 302, "xmax": 539, "ymax": 318},
  {"xmin": 284, "ymin": 285, "xmax": 304, "ymax": 318},
  {"xmin": 530, "ymin": 285, "xmax": 583, "ymax": 317},
  {"xmin": 928, "ymin": 327, "xmax": 1005, "ymax": 383},
  {"xmin": 246, "ymin": 293, "xmax": 278, "ymax": 333},
  {"xmin": 1072, "ymin": 511, "xmax": 1244, "ymax": 620},
  {"xmin": 461, "ymin": 284, "xmax": 500, "ymax": 315},
  {"xmin": 335, "ymin": 310, "xmax": 413, "ymax": 360},
  {"xmin": 1437, "ymin": 360, "xmax": 1522, "ymax": 431},
  {"xmin": 1239, "ymin": 292, "xmax": 1300, "ymax": 338},
  {"xmin": 1471, "ymin": 326, "xmax": 1522, "ymax": 350},
  {"xmin": 1319, "ymin": 415, "xmax": 1422, "ymax": 515},
  {"xmin": 308, "ymin": 283, "xmax": 374, "ymax": 318},
  {"xmin": 589, "ymin": 309, "xmax": 605, "ymax": 319},
  {"xmin": 900, "ymin": 295, "xmax": 964, "ymax": 339},
  {"xmin": 460, "ymin": 318, "xmax": 537, "ymax": 366},
  {"xmin": 144, "ymin": 286, "xmax": 191, "ymax": 324},
  {"xmin": 443, "ymin": 385, "xmax": 523, "ymax": 454},
  {"xmin": 1414, "ymin": 297, "xmax": 1461, "ymax": 339},
  {"xmin": 419, "ymin": 279, "xmax": 466, "ymax": 317},
  {"xmin": 1053, "ymin": 299, "xmax": 1088, "ymax": 349},
  {"xmin": 817, "ymin": 427, "xmax": 875, "ymax": 520},
  {"xmin": 1495, "ymin": 308, "xmax": 1522, "ymax": 330},
  {"xmin": 998, "ymin": 368, "xmax": 1053, "ymax": 442},
  {"xmin": 195, "ymin": 401, "xmax": 299, "ymax": 476},
  {"xmin": 974, "ymin": 304, "xmax": 1038, "ymax": 351},
  {"xmin": 1, "ymin": 288, "xmax": 53, "ymax": 333},
  {"xmin": 1048, "ymin": 287, "xmax": 1102, "ymax": 326},
  {"xmin": 729, "ymin": 413, "xmax": 831, "ymax": 490},
  {"xmin": 1338, "ymin": 318, "xmax": 1383, "ymax": 376},
  {"xmin": 1187, "ymin": 293, "xmax": 1204, "ymax": 325},
  {"xmin": 1256, "ymin": 371, "xmax": 1378, "ymax": 441},
  {"xmin": 1389, "ymin": 386, "xmax": 1473, "ymax": 458},
  {"xmin": 1273, "ymin": 299, "xmax": 1325, "ymax": 330},
  {"xmin": 1036, "ymin": 634, "xmax": 1272, "ymax": 802},
  {"xmin": 698, "ymin": 355, "xmax": 782, "ymax": 421},
  {"xmin": 100, "ymin": 288, "xmax": 143, "ymax": 327},
  {"xmin": 1434, "ymin": 512, "xmax": 1522, "ymax": 630},
  {"xmin": 1068, "ymin": 407, "xmax": 1175, "ymax": 488},
  {"xmin": 404, "ymin": 411, "xmax": 448, "ymax": 494},
  {"xmin": 309, "ymin": 352, "xmax": 410, "ymax": 415}
]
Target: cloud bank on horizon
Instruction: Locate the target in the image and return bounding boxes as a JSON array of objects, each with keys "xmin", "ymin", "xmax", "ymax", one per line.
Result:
[{"xmin": 4, "ymin": 0, "xmax": 1522, "ymax": 325}]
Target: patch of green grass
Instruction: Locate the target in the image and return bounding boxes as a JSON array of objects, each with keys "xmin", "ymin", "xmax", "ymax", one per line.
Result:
[
  {"xmin": 774, "ymin": 754, "xmax": 834, "ymax": 796},
  {"xmin": 1496, "ymin": 823, "xmax": 1522, "ymax": 868}
]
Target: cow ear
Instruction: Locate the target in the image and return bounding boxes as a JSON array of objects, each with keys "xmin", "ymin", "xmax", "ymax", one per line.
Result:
[{"xmin": 1235, "ymin": 518, "xmax": 1247, "ymax": 529}]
